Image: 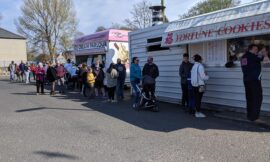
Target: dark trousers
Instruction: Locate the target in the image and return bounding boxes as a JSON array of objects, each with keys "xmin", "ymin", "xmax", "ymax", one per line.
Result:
[
  {"xmin": 83, "ymin": 82, "xmax": 88, "ymax": 97},
  {"xmin": 193, "ymin": 87, "xmax": 204, "ymax": 112},
  {"xmin": 36, "ymin": 80, "xmax": 44, "ymax": 93},
  {"xmin": 188, "ymin": 88, "xmax": 195, "ymax": 110},
  {"xmin": 116, "ymin": 79, "xmax": 125, "ymax": 99},
  {"xmin": 32, "ymin": 72, "xmax": 36, "ymax": 80},
  {"xmin": 181, "ymin": 83, "xmax": 189, "ymax": 106},
  {"xmin": 144, "ymin": 83, "xmax": 155, "ymax": 99},
  {"xmin": 108, "ymin": 86, "xmax": 116, "ymax": 100},
  {"xmin": 244, "ymin": 80, "xmax": 263, "ymax": 121}
]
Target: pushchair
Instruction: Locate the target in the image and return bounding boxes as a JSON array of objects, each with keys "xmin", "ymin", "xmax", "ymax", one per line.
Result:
[{"xmin": 135, "ymin": 82, "xmax": 159, "ymax": 112}]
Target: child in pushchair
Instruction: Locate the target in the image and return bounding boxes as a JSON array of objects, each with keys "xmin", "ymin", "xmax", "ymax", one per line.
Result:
[{"xmin": 135, "ymin": 76, "xmax": 159, "ymax": 112}]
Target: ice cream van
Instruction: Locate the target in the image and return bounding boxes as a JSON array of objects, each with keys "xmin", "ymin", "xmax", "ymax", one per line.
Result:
[{"xmin": 73, "ymin": 29, "xmax": 130, "ymax": 85}]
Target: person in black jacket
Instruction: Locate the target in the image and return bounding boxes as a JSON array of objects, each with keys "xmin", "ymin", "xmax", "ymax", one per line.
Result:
[
  {"xmin": 46, "ymin": 62, "xmax": 58, "ymax": 96},
  {"xmin": 179, "ymin": 53, "xmax": 193, "ymax": 108},
  {"xmin": 80, "ymin": 64, "xmax": 88, "ymax": 97},
  {"xmin": 116, "ymin": 58, "xmax": 126, "ymax": 100},
  {"xmin": 241, "ymin": 44, "xmax": 266, "ymax": 123},
  {"xmin": 142, "ymin": 56, "xmax": 159, "ymax": 99}
]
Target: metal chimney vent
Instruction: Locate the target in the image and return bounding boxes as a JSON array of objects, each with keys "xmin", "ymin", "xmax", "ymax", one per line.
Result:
[{"xmin": 149, "ymin": 5, "xmax": 166, "ymax": 26}]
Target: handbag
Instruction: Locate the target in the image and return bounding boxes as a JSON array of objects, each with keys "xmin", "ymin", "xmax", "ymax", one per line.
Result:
[
  {"xmin": 197, "ymin": 65, "xmax": 206, "ymax": 93},
  {"xmin": 198, "ymin": 85, "xmax": 205, "ymax": 93}
]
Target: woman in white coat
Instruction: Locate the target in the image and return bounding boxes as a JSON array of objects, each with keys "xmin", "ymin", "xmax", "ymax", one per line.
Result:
[{"xmin": 191, "ymin": 54, "xmax": 209, "ymax": 118}]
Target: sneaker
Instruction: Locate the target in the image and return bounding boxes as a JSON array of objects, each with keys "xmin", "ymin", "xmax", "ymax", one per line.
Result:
[
  {"xmin": 111, "ymin": 100, "xmax": 117, "ymax": 103},
  {"xmin": 195, "ymin": 112, "xmax": 206, "ymax": 118},
  {"xmin": 199, "ymin": 112, "xmax": 206, "ymax": 118},
  {"xmin": 132, "ymin": 104, "xmax": 137, "ymax": 108},
  {"xmin": 254, "ymin": 119, "xmax": 267, "ymax": 125},
  {"xmin": 107, "ymin": 99, "xmax": 111, "ymax": 102}
]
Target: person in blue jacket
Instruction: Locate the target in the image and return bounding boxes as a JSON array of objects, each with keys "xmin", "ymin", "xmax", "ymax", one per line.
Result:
[
  {"xmin": 130, "ymin": 57, "xmax": 142, "ymax": 108},
  {"xmin": 241, "ymin": 44, "xmax": 266, "ymax": 123}
]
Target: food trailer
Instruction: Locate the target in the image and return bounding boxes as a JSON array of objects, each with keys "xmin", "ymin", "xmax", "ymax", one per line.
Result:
[{"xmin": 129, "ymin": 0, "xmax": 270, "ymax": 112}]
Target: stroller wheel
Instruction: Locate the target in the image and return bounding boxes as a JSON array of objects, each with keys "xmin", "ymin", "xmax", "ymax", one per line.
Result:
[{"xmin": 151, "ymin": 106, "xmax": 159, "ymax": 112}]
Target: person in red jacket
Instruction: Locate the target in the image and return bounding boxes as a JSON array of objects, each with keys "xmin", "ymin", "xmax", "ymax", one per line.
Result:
[
  {"xmin": 55, "ymin": 61, "xmax": 66, "ymax": 94},
  {"xmin": 36, "ymin": 63, "xmax": 45, "ymax": 95},
  {"xmin": 30, "ymin": 63, "xmax": 37, "ymax": 80}
]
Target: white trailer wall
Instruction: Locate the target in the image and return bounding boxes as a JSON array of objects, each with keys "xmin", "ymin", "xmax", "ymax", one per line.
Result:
[
  {"xmin": 129, "ymin": 24, "xmax": 185, "ymax": 103},
  {"xmin": 129, "ymin": 24, "xmax": 270, "ymax": 112}
]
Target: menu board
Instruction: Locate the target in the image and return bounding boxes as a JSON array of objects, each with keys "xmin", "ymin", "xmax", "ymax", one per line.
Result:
[
  {"xmin": 189, "ymin": 40, "xmax": 226, "ymax": 66},
  {"xmin": 204, "ymin": 40, "xmax": 226, "ymax": 65}
]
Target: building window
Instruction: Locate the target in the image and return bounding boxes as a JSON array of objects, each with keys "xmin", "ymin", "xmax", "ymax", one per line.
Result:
[
  {"xmin": 147, "ymin": 37, "xmax": 162, "ymax": 43},
  {"xmin": 147, "ymin": 44, "xmax": 169, "ymax": 52},
  {"xmin": 147, "ymin": 37, "xmax": 169, "ymax": 52}
]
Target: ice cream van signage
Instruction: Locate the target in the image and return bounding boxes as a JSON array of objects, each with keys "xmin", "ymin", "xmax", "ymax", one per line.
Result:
[
  {"xmin": 74, "ymin": 41, "xmax": 106, "ymax": 51},
  {"xmin": 163, "ymin": 13, "xmax": 270, "ymax": 46}
]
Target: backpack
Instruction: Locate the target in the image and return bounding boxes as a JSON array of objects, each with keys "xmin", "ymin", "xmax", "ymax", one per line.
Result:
[
  {"xmin": 142, "ymin": 75, "xmax": 155, "ymax": 85},
  {"xmin": 110, "ymin": 69, "xmax": 118, "ymax": 79},
  {"xmin": 24, "ymin": 65, "xmax": 29, "ymax": 71},
  {"xmin": 95, "ymin": 69, "xmax": 105, "ymax": 81}
]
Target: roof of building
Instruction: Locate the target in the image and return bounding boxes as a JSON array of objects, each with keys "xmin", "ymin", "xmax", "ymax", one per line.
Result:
[
  {"xmin": 74, "ymin": 29, "xmax": 130, "ymax": 45},
  {"xmin": 0, "ymin": 27, "xmax": 26, "ymax": 40}
]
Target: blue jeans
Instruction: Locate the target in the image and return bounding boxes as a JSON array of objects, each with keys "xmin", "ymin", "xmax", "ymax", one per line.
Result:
[
  {"xmin": 116, "ymin": 79, "xmax": 125, "ymax": 99},
  {"xmin": 188, "ymin": 89, "xmax": 195, "ymax": 110},
  {"xmin": 10, "ymin": 71, "xmax": 15, "ymax": 81},
  {"xmin": 131, "ymin": 81, "xmax": 140, "ymax": 105}
]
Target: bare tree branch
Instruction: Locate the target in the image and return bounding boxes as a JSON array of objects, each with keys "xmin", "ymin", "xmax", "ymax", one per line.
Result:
[
  {"xmin": 16, "ymin": 0, "xmax": 78, "ymax": 60},
  {"xmin": 124, "ymin": 0, "xmax": 152, "ymax": 30}
]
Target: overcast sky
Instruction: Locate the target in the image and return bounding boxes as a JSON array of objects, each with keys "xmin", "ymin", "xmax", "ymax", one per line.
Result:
[{"xmin": 0, "ymin": 0, "xmax": 253, "ymax": 35}]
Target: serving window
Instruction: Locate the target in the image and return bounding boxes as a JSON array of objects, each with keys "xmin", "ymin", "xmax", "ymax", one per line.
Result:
[{"xmin": 227, "ymin": 35, "xmax": 270, "ymax": 62}]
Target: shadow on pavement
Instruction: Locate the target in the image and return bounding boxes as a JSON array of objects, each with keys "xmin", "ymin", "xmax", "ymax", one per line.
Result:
[
  {"xmin": 8, "ymin": 80, "xmax": 270, "ymax": 133},
  {"xmin": 48, "ymin": 89, "xmax": 270, "ymax": 133},
  {"xmin": 34, "ymin": 151, "xmax": 79, "ymax": 160},
  {"xmin": 16, "ymin": 107, "xmax": 94, "ymax": 113},
  {"xmin": 12, "ymin": 92, "xmax": 37, "ymax": 96}
]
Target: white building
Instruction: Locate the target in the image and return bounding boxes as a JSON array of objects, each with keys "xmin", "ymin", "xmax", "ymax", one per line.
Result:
[{"xmin": 129, "ymin": 0, "xmax": 270, "ymax": 112}]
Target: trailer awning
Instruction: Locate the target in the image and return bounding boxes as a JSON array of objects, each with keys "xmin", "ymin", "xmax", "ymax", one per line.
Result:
[{"xmin": 161, "ymin": 0, "xmax": 270, "ymax": 47}]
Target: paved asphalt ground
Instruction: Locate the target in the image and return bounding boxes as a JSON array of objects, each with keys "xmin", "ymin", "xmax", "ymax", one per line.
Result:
[{"xmin": 0, "ymin": 80, "xmax": 269, "ymax": 162}]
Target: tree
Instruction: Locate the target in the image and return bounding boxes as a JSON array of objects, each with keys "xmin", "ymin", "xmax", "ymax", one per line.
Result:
[
  {"xmin": 124, "ymin": 0, "xmax": 152, "ymax": 30},
  {"xmin": 95, "ymin": 26, "xmax": 107, "ymax": 32},
  {"xmin": 110, "ymin": 23, "xmax": 134, "ymax": 31},
  {"xmin": 27, "ymin": 53, "xmax": 35, "ymax": 61},
  {"xmin": 16, "ymin": 0, "xmax": 78, "ymax": 61},
  {"xmin": 35, "ymin": 54, "xmax": 51, "ymax": 62},
  {"xmin": 74, "ymin": 31, "xmax": 84, "ymax": 39},
  {"xmin": 95, "ymin": 24, "xmax": 133, "ymax": 32},
  {"xmin": 180, "ymin": 0, "xmax": 241, "ymax": 18}
]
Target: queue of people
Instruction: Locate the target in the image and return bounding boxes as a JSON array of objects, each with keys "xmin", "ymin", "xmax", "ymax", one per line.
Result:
[
  {"xmin": 7, "ymin": 44, "xmax": 267, "ymax": 122},
  {"xmin": 10, "ymin": 59, "xmax": 127, "ymax": 103},
  {"xmin": 179, "ymin": 53, "xmax": 209, "ymax": 118},
  {"xmin": 8, "ymin": 61, "xmax": 37, "ymax": 83},
  {"xmin": 180, "ymin": 44, "xmax": 268, "ymax": 122}
]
